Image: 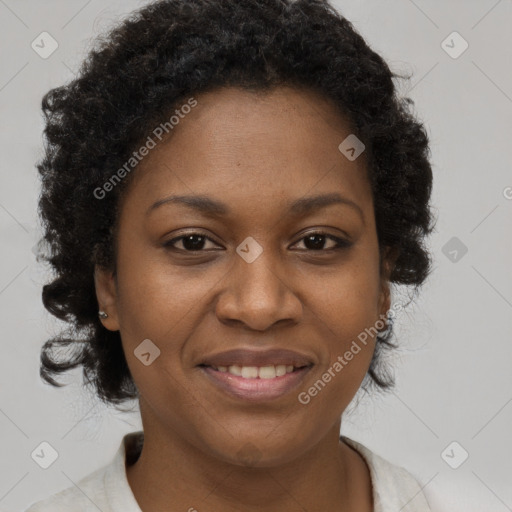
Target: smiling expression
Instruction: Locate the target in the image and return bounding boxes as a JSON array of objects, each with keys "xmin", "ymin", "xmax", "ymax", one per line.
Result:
[{"xmin": 95, "ymin": 85, "xmax": 392, "ymax": 467}]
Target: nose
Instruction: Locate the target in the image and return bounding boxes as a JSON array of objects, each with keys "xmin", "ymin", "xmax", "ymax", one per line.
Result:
[{"xmin": 215, "ymin": 248, "xmax": 303, "ymax": 332}]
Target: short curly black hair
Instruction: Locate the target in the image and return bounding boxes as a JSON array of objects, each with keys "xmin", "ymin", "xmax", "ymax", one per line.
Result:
[{"xmin": 36, "ymin": 0, "xmax": 435, "ymax": 408}]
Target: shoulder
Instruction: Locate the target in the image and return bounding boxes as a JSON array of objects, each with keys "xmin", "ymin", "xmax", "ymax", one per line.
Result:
[
  {"xmin": 342, "ymin": 436, "xmax": 432, "ymax": 512},
  {"xmin": 23, "ymin": 431, "xmax": 144, "ymax": 512},
  {"xmin": 23, "ymin": 464, "xmax": 111, "ymax": 511}
]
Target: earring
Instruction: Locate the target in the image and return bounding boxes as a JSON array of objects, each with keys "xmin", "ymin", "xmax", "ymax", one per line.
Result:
[{"xmin": 98, "ymin": 310, "xmax": 108, "ymax": 319}]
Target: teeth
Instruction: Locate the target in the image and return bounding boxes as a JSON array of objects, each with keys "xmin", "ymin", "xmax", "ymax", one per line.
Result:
[
  {"xmin": 228, "ymin": 364, "xmax": 242, "ymax": 376},
  {"xmin": 259, "ymin": 366, "xmax": 276, "ymax": 379},
  {"xmin": 276, "ymin": 365, "xmax": 287, "ymax": 377},
  {"xmin": 210, "ymin": 364, "xmax": 301, "ymax": 378},
  {"xmin": 241, "ymin": 366, "xmax": 259, "ymax": 378}
]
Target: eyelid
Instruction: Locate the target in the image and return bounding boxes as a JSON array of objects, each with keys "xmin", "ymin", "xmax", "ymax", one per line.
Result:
[
  {"xmin": 163, "ymin": 230, "xmax": 221, "ymax": 250},
  {"xmin": 291, "ymin": 231, "xmax": 351, "ymax": 251}
]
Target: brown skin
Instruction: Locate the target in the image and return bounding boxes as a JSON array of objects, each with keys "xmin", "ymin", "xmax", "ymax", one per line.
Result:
[{"xmin": 95, "ymin": 85, "xmax": 394, "ymax": 512}]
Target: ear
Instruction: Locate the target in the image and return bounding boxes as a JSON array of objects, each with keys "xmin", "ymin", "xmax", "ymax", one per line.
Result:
[
  {"xmin": 378, "ymin": 246, "xmax": 399, "ymax": 318},
  {"xmin": 94, "ymin": 265, "xmax": 120, "ymax": 331}
]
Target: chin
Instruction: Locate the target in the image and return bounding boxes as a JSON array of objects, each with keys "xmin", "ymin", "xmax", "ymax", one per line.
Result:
[{"xmin": 200, "ymin": 429, "xmax": 309, "ymax": 469}]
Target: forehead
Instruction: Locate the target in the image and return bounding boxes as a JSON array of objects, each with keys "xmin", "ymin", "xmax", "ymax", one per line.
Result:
[{"xmin": 121, "ymin": 85, "xmax": 372, "ymax": 218}]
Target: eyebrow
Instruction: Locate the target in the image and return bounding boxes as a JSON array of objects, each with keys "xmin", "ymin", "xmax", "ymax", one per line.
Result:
[{"xmin": 147, "ymin": 192, "xmax": 364, "ymax": 221}]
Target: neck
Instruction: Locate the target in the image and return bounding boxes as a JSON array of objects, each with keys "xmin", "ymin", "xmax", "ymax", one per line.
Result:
[{"xmin": 126, "ymin": 406, "xmax": 372, "ymax": 512}]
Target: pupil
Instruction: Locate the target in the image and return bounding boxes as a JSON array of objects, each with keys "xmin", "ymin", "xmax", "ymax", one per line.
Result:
[
  {"xmin": 305, "ymin": 234, "xmax": 325, "ymax": 250},
  {"xmin": 183, "ymin": 235, "xmax": 205, "ymax": 250},
  {"xmin": 181, "ymin": 234, "xmax": 327, "ymax": 251}
]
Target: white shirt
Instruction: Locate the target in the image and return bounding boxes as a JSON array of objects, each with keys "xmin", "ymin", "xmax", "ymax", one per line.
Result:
[{"xmin": 24, "ymin": 431, "xmax": 432, "ymax": 511}]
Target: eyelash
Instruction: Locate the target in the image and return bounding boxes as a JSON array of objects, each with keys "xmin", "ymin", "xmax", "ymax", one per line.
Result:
[{"xmin": 163, "ymin": 230, "xmax": 352, "ymax": 253}]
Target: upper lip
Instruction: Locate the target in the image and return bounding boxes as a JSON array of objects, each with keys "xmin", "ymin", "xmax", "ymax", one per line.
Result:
[{"xmin": 199, "ymin": 348, "xmax": 314, "ymax": 368}]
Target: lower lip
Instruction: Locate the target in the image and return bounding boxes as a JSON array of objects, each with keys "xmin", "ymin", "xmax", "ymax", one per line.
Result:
[{"xmin": 200, "ymin": 366, "xmax": 312, "ymax": 402}]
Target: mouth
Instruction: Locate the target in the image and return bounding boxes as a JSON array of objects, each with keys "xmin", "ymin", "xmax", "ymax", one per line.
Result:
[
  {"xmin": 198, "ymin": 363, "xmax": 313, "ymax": 402},
  {"xmin": 197, "ymin": 348, "xmax": 315, "ymax": 402},
  {"xmin": 199, "ymin": 363, "xmax": 309, "ymax": 378}
]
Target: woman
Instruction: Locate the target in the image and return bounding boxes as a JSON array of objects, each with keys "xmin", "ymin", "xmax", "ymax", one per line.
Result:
[{"xmin": 26, "ymin": 0, "xmax": 435, "ymax": 510}]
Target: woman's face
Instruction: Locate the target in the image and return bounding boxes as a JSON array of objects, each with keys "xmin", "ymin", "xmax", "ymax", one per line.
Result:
[{"xmin": 96, "ymin": 85, "xmax": 392, "ymax": 466}]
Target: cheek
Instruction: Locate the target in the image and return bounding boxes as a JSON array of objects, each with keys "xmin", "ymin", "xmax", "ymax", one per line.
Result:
[
  {"xmin": 309, "ymin": 252, "xmax": 382, "ymax": 335},
  {"xmin": 114, "ymin": 233, "xmax": 218, "ymax": 338},
  {"xmin": 302, "ymin": 252, "xmax": 382, "ymax": 384},
  {"xmin": 298, "ymin": 276, "xmax": 380, "ymax": 416}
]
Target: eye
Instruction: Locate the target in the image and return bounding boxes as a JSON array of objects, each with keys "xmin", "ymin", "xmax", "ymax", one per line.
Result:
[
  {"xmin": 163, "ymin": 230, "xmax": 352, "ymax": 253},
  {"xmin": 292, "ymin": 232, "xmax": 352, "ymax": 252},
  {"xmin": 163, "ymin": 231, "xmax": 221, "ymax": 252}
]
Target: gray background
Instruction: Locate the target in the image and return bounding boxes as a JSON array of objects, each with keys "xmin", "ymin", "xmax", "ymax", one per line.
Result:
[{"xmin": 1, "ymin": 1, "xmax": 511, "ymax": 511}]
